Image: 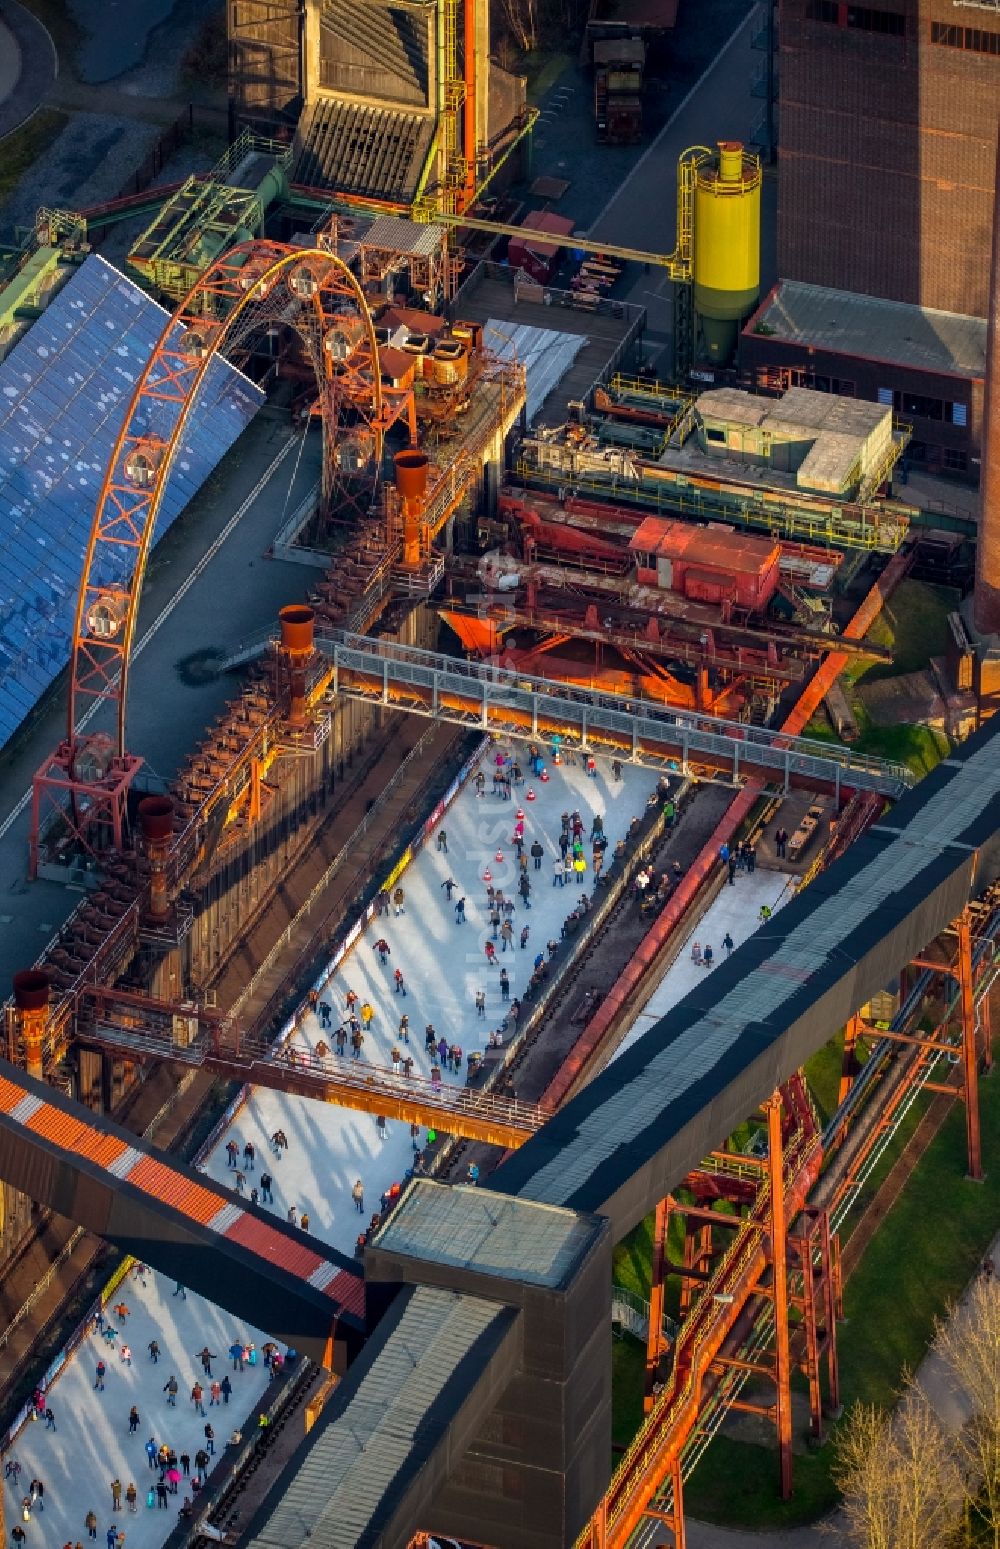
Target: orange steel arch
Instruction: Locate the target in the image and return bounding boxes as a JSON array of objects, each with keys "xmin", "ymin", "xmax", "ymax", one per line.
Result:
[{"xmin": 68, "ymin": 241, "xmax": 383, "ymax": 764}]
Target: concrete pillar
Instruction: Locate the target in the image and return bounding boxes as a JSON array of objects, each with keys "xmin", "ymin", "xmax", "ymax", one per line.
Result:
[
  {"xmin": 303, "ymin": 0, "xmax": 322, "ymax": 103},
  {"xmin": 975, "ymin": 129, "xmax": 1000, "ymax": 638}
]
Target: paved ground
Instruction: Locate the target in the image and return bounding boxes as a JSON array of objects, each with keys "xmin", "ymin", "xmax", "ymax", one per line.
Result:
[
  {"xmin": 0, "ymin": 0, "xmax": 57, "ymax": 139},
  {"xmin": 589, "ymin": 0, "xmax": 774, "ymax": 367},
  {"xmin": 0, "ymin": 0, "xmax": 222, "ymax": 235},
  {"xmin": 0, "ymin": 417, "xmax": 319, "ymax": 990}
]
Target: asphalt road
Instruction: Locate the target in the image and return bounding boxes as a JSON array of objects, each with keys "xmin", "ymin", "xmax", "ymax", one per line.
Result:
[
  {"xmin": 589, "ymin": 1, "xmax": 776, "ymax": 365},
  {"xmin": 0, "ymin": 416, "xmax": 321, "ymax": 989},
  {"xmin": 0, "ymin": 0, "xmax": 57, "ymax": 138}
]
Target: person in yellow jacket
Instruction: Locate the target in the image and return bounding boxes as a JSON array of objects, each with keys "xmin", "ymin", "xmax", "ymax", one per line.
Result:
[{"xmin": 572, "ymin": 855, "xmax": 587, "ymax": 884}]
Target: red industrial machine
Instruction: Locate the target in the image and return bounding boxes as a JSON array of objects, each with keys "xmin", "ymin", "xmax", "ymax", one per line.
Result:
[{"xmin": 442, "ymin": 490, "xmax": 865, "ymax": 718}]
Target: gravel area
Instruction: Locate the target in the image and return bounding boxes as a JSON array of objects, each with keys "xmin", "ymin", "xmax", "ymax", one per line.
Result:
[{"xmin": 0, "ymin": 112, "xmax": 161, "ymax": 232}]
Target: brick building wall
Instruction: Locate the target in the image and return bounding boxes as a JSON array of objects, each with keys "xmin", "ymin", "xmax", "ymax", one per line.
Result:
[{"xmin": 778, "ymin": 0, "xmax": 999, "ymax": 316}]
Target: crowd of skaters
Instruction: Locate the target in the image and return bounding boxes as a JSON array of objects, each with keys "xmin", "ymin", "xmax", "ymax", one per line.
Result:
[
  {"xmin": 4, "ymin": 1262, "xmax": 280, "ymax": 1549},
  {"xmin": 342, "ymin": 742, "xmax": 670, "ymax": 1225}
]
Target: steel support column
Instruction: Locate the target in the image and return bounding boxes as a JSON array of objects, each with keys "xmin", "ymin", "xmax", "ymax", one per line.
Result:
[
  {"xmin": 839, "ymin": 1013, "xmax": 862, "ymax": 1106},
  {"xmin": 958, "ymin": 909, "xmax": 984, "ymax": 1181},
  {"xmin": 767, "ymin": 1093, "xmax": 794, "ymax": 1499},
  {"xmin": 644, "ymin": 1194, "xmax": 670, "ymax": 1414}
]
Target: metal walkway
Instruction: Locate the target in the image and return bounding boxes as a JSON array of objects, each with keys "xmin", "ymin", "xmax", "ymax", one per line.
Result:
[
  {"xmin": 81, "ymin": 1018, "xmax": 549, "ymax": 1150},
  {"xmin": 225, "ymin": 627, "xmax": 912, "ymax": 799},
  {"xmin": 0, "ymin": 1057, "xmax": 365, "ymax": 1366}
]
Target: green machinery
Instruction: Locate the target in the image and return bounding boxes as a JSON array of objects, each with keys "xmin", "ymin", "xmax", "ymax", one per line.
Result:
[{"xmin": 127, "ymin": 133, "xmax": 292, "ymax": 300}]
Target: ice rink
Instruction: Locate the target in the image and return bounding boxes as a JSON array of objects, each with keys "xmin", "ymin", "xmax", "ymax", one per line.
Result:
[
  {"xmin": 7, "ymin": 746, "xmax": 657, "ymax": 1549},
  {"xmin": 200, "ymin": 747, "xmax": 659, "ymax": 1257},
  {"xmin": 5, "ymin": 1268, "xmax": 271, "ymax": 1548},
  {"xmin": 613, "ymin": 865, "xmax": 793, "ymax": 1062}
]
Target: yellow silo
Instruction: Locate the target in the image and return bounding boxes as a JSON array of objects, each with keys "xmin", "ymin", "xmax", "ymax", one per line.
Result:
[{"xmin": 692, "ymin": 141, "xmax": 761, "ymax": 364}]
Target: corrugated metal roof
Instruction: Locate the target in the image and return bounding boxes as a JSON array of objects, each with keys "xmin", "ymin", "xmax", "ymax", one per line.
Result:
[
  {"xmin": 0, "ymin": 253, "xmax": 263, "ymax": 751},
  {"xmin": 247, "ymin": 1285, "xmax": 510, "ymax": 1549},
  {"xmin": 751, "ymin": 279, "xmax": 987, "ymax": 379},
  {"xmin": 498, "ymin": 722, "xmax": 1000, "ymax": 1211},
  {"xmin": 485, "ymin": 319, "xmax": 587, "ymax": 422},
  {"xmin": 375, "ymin": 1179, "xmax": 599, "ymax": 1288},
  {"xmin": 362, "ymin": 215, "xmax": 445, "ymax": 257}
]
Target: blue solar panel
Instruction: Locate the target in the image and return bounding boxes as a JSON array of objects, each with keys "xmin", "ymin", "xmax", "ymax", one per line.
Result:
[{"xmin": 0, "ymin": 254, "xmax": 264, "ymax": 749}]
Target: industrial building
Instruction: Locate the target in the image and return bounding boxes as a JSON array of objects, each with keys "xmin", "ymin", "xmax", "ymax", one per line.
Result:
[
  {"xmin": 228, "ymin": 0, "xmax": 528, "ymax": 210},
  {"xmin": 740, "ymin": 279, "xmax": 986, "ymax": 480},
  {"xmin": 778, "ymin": 0, "xmax": 1000, "ymax": 319}
]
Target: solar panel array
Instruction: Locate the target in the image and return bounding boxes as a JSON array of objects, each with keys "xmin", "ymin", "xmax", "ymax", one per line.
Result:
[{"xmin": 0, "ymin": 253, "xmax": 264, "ymax": 749}]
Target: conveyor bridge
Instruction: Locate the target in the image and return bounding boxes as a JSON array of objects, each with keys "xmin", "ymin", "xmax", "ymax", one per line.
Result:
[
  {"xmin": 0, "ymin": 1059, "xmax": 365, "ymax": 1368},
  {"xmin": 79, "ymin": 1002, "xmax": 548, "ymax": 1150},
  {"xmin": 224, "ymin": 627, "xmax": 912, "ymax": 800}
]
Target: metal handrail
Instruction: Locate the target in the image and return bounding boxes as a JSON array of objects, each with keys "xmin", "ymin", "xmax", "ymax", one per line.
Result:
[{"xmin": 89, "ymin": 1021, "xmax": 550, "ymax": 1133}]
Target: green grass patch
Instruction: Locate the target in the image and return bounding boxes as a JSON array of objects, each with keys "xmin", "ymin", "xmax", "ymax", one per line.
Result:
[
  {"xmin": 803, "ymin": 1028, "xmax": 844, "ymax": 1125},
  {"xmin": 612, "ymin": 1335, "xmax": 645, "ymax": 1450},
  {"xmin": 525, "ymin": 51, "xmax": 572, "ymax": 102},
  {"xmin": 859, "ymin": 579, "xmax": 958, "ymax": 683},
  {"xmin": 804, "ymin": 701, "xmax": 950, "ymax": 779},
  {"xmin": 0, "ymin": 109, "xmax": 68, "ymax": 207},
  {"xmin": 838, "ymin": 1078, "xmax": 1000, "ymax": 1406},
  {"xmin": 683, "ymin": 1437, "xmax": 840, "ymax": 1528},
  {"xmin": 805, "ymin": 579, "xmax": 958, "ymax": 778}
]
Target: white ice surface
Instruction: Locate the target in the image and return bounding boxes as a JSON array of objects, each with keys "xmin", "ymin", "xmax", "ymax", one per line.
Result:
[
  {"xmin": 612, "ymin": 867, "xmax": 793, "ymax": 1063},
  {"xmin": 4, "ymin": 1268, "xmax": 271, "ymax": 1549},
  {"xmin": 7, "ymin": 749, "xmax": 658, "ymax": 1549}
]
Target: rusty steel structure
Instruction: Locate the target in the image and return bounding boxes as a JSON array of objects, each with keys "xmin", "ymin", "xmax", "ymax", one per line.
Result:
[
  {"xmin": 29, "ymin": 240, "xmax": 399, "ymax": 878},
  {"xmin": 74, "ymin": 983, "xmax": 550, "ymax": 1150}
]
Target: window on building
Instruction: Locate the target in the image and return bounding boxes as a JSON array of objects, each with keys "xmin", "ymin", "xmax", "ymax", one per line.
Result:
[
  {"xmin": 877, "ymin": 387, "xmax": 893, "ymax": 405},
  {"xmin": 705, "ymin": 427, "xmax": 726, "ymax": 443},
  {"xmin": 943, "ymin": 448, "xmax": 968, "ymax": 472},
  {"xmin": 809, "ymin": 2, "xmax": 906, "ymax": 34},
  {"xmin": 888, "ymin": 390, "xmax": 969, "ymax": 425},
  {"xmin": 931, "ymin": 21, "xmax": 1000, "ymax": 54},
  {"xmin": 787, "ymin": 368, "xmax": 856, "ymax": 395}
]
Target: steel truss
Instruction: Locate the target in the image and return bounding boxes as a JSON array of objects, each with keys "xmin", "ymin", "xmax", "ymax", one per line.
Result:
[{"xmin": 30, "ymin": 240, "xmax": 388, "ymax": 876}]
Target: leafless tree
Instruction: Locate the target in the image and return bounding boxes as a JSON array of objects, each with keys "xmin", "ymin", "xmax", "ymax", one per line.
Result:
[
  {"xmin": 497, "ymin": 0, "xmax": 538, "ymax": 54},
  {"xmin": 935, "ymin": 1268, "xmax": 1000, "ymax": 1548},
  {"xmin": 833, "ymin": 1385, "xmax": 965, "ymax": 1549}
]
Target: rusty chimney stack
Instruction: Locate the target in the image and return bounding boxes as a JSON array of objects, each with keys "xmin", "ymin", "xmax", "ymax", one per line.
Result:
[
  {"xmin": 13, "ymin": 969, "xmax": 50, "ymax": 1081},
  {"xmin": 138, "ymin": 795, "xmax": 175, "ymax": 921},
  {"xmin": 395, "ymin": 449, "xmax": 430, "ymax": 569},
  {"xmin": 975, "ymin": 129, "xmax": 1000, "ymax": 638},
  {"xmin": 279, "ymin": 605, "xmax": 316, "ymax": 727}
]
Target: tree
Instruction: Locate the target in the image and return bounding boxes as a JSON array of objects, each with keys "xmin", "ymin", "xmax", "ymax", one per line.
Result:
[
  {"xmin": 497, "ymin": 0, "xmax": 538, "ymax": 54},
  {"xmin": 833, "ymin": 1385, "xmax": 965, "ymax": 1549},
  {"xmin": 935, "ymin": 1269, "xmax": 1000, "ymax": 1548}
]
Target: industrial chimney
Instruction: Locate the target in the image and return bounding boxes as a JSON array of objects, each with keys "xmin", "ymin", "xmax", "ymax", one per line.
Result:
[
  {"xmin": 138, "ymin": 795, "xmax": 176, "ymax": 922},
  {"xmin": 279, "ymin": 605, "xmax": 316, "ymax": 727},
  {"xmin": 975, "ymin": 128, "xmax": 1000, "ymax": 639},
  {"xmin": 12, "ymin": 969, "xmax": 50, "ymax": 1081}
]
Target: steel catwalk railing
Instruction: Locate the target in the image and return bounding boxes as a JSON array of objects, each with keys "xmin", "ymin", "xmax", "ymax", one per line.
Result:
[
  {"xmin": 218, "ymin": 627, "xmax": 912, "ymax": 798},
  {"xmin": 85, "ymin": 1020, "xmax": 549, "ymax": 1146}
]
